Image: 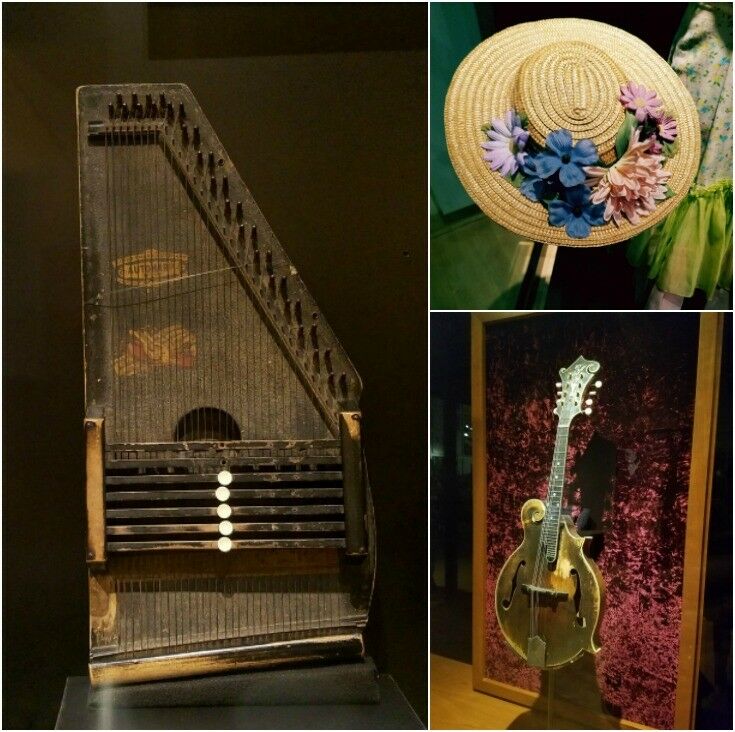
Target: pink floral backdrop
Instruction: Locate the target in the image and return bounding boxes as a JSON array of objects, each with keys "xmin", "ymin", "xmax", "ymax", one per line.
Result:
[{"xmin": 483, "ymin": 313, "xmax": 699, "ymax": 729}]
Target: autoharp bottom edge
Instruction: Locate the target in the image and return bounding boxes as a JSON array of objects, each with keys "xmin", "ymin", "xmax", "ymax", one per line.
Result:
[{"xmin": 89, "ymin": 632, "xmax": 364, "ymax": 686}]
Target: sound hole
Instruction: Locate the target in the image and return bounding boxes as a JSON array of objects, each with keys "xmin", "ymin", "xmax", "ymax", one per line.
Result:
[
  {"xmin": 174, "ymin": 408, "xmax": 241, "ymax": 441},
  {"xmin": 501, "ymin": 560, "xmax": 526, "ymax": 610}
]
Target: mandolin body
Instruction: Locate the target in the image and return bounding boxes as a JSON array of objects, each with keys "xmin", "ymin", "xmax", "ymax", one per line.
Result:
[{"xmin": 495, "ymin": 498, "xmax": 604, "ymax": 670}]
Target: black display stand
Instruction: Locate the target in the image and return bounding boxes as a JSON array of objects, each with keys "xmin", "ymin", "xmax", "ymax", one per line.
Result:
[{"xmin": 55, "ymin": 663, "xmax": 423, "ymax": 729}]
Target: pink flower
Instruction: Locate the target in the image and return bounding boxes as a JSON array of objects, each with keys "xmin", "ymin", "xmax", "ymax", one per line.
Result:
[
  {"xmin": 583, "ymin": 128, "xmax": 672, "ymax": 226},
  {"xmin": 646, "ymin": 136, "xmax": 663, "ymax": 154},
  {"xmin": 655, "ymin": 112, "xmax": 678, "ymax": 142},
  {"xmin": 619, "ymin": 81, "xmax": 663, "ymax": 123},
  {"xmin": 481, "ymin": 110, "xmax": 529, "ymax": 177}
]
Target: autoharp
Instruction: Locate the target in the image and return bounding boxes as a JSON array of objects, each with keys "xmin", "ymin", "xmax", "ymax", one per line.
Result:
[{"xmin": 77, "ymin": 84, "xmax": 375, "ymax": 686}]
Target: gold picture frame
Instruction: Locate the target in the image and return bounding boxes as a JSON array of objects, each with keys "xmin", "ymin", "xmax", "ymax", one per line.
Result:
[{"xmin": 471, "ymin": 312, "xmax": 723, "ymax": 730}]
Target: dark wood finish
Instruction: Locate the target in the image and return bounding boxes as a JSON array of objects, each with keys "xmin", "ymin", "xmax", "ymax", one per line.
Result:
[
  {"xmin": 78, "ymin": 84, "xmax": 376, "ymax": 685},
  {"xmin": 105, "ymin": 470, "xmax": 342, "ymax": 484}
]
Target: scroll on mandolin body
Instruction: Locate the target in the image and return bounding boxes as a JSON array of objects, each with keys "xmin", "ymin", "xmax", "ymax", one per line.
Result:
[{"xmin": 494, "ymin": 356, "xmax": 605, "ymax": 670}]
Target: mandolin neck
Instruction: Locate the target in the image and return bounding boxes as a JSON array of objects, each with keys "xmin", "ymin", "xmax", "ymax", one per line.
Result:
[{"xmin": 542, "ymin": 420, "xmax": 571, "ymax": 561}]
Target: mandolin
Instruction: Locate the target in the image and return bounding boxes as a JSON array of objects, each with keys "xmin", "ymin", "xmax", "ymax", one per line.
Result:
[{"xmin": 495, "ymin": 355, "xmax": 605, "ymax": 670}]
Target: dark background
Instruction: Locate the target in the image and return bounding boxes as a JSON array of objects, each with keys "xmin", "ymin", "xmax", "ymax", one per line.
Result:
[{"xmin": 2, "ymin": 3, "xmax": 427, "ymax": 728}]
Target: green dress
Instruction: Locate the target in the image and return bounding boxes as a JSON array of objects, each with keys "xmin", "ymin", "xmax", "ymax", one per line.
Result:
[{"xmin": 628, "ymin": 2, "xmax": 733, "ymax": 299}]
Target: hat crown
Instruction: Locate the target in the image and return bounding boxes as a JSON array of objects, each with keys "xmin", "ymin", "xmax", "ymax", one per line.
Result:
[{"xmin": 514, "ymin": 41, "xmax": 626, "ymax": 164}]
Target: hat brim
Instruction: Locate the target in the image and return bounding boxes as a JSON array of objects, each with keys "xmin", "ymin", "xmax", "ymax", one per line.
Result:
[{"xmin": 445, "ymin": 18, "xmax": 701, "ymax": 247}]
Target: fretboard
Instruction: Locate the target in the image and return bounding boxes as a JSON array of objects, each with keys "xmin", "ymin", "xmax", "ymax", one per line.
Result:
[{"xmin": 541, "ymin": 422, "xmax": 570, "ymax": 562}]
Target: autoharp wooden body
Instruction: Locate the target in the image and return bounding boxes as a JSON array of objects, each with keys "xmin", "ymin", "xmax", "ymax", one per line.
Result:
[{"xmin": 77, "ymin": 84, "xmax": 375, "ymax": 686}]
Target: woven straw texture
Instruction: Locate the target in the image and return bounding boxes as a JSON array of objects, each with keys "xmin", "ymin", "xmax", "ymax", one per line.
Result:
[{"xmin": 445, "ymin": 19, "xmax": 701, "ymax": 247}]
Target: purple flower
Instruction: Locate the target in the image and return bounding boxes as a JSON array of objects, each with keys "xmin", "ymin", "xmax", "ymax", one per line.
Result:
[
  {"xmin": 619, "ymin": 81, "xmax": 662, "ymax": 123},
  {"xmin": 481, "ymin": 111, "xmax": 529, "ymax": 177},
  {"xmin": 531, "ymin": 129, "xmax": 599, "ymax": 188},
  {"xmin": 548, "ymin": 185, "xmax": 606, "ymax": 239},
  {"xmin": 654, "ymin": 112, "xmax": 678, "ymax": 142}
]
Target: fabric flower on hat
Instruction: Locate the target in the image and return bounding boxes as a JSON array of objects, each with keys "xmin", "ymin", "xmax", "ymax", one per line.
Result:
[
  {"xmin": 518, "ymin": 156, "xmax": 563, "ymax": 203},
  {"xmin": 584, "ymin": 128, "xmax": 672, "ymax": 226},
  {"xmin": 619, "ymin": 81, "xmax": 663, "ymax": 122},
  {"xmin": 547, "ymin": 184, "xmax": 606, "ymax": 239},
  {"xmin": 529, "ymin": 129, "xmax": 599, "ymax": 188},
  {"xmin": 481, "ymin": 110, "xmax": 529, "ymax": 176},
  {"xmin": 653, "ymin": 111, "xmax": 678, "ymax": 142},
  {"xmin": 481, "ymin": 110, "xmax": 529, "ymax": 177}
]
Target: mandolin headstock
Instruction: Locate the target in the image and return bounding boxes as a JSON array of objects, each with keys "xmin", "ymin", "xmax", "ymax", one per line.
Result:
[{"xmin": 553, "ymin": 355, "xmax": 601, "ymax": 426}]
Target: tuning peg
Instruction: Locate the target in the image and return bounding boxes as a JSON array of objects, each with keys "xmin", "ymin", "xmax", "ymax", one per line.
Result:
[
  {"xmin": 594, "ymin": 380, "xmax": 602, "ymax": 388},
  {"xmin": 585, "ymin": 398, "xmax": 593, "ymax": 406},
  {"xmin": 555, "ymin": 382, "xmax": 562, "ymax": 388},
  {"xmin": 553, "ymin": 407, "xmax": 558, "ymax": 415},
  {"xmin": 584, "ymin": 407, "xmax": 592, "ymax": 415},
  {"xmin": 588, "ymin": 390, "xmax": 597, "ymax": 396}
]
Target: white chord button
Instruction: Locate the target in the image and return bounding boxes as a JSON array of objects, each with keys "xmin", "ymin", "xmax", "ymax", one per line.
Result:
[
  {"xmin": 215, "ymin": 486, "xmax": 230, "ymax": 502},
  {"xmin": 217, "ymin": 503, "xmax": 232, "ymax": 519},
  {"xmin": 217, "ymin": 536, "xmax": 232, "ymax": 553},
  {"xmin": 219, "ymin": 520, "xmax": 234, "ymax": 536},
  {"xmin": 217, "ymin": 470, "xmax": 233, "ymax": 486}
]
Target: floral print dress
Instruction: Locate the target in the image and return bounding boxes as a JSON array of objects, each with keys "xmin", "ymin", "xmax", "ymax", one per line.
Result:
[{"xmin": 628, "ymin": 2, "xmax": 733, "ymax": 301}]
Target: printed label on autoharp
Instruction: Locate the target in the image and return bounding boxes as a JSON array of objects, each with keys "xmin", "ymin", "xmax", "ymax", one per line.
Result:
[{"xmin": 114, "ymin": 249, "xmax": 188, "ymax": 287}]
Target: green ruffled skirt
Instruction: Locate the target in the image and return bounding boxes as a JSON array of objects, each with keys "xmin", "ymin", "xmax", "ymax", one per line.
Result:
[{"xmin": 627, "ymin": 179, "xmax": 733, "ymax": 299}]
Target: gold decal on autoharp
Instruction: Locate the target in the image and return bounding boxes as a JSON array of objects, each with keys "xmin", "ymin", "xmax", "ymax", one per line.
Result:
[
  {"xmin": 114, "ymin": 326, "xmax": 197, "ymax": 376},
  {"xmin": 113, "ymin": 249, "xmax": 188, "ymax": 287}
]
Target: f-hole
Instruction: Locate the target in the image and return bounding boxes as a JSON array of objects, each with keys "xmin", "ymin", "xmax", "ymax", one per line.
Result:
[
  {"xmin": 570, "ymin": 568, "xmax": 586, "ymax": 627},
  {"xmin": 174, "ymin": 408, "xmax": 241, "ymax": 441},
  {"xmin": 501, "ymin": 560, "xmax": 526, "ymax": 610}
]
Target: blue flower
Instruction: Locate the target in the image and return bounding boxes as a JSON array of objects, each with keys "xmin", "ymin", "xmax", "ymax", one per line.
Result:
[
  {"xmin": 547, "ymin": 185, "xmax": 606, "ymax": 239},
  {"xmin": 533, "ymin": 130, "xmax": 599, "ymax": 187},
  {"xmin": 519, "ymin": 156, "xmax": 562, "ymax": 202}
]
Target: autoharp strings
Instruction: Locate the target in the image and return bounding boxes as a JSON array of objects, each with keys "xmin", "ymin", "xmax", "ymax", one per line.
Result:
[{"xmin": 103, "ymin": 125, "xmax": 330, "ymax": 445}]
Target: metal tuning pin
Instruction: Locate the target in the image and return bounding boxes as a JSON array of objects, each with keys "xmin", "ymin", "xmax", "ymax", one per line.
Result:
[
  {"xmin": 585, "ymin": 398, "xmax": 593, "ymax": 405},
  {"xmin": 588, "ymin": 390, "xmax": 597, "ymax": 396},
  {"xmin": 594, "ymin": 380, "xmax": 602, "ymax": 388},
  {"xmin": 584, "ymin": 407, "xmax": 592, "ymax": 415}
]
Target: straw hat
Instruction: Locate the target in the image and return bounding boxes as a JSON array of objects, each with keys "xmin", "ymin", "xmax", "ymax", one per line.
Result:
[{"xmin": 445, "ymin": 18, "xmax": 701, "ymax": 247}]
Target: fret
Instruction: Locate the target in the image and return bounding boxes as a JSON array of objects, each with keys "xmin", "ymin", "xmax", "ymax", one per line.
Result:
[{"xmin": 543, "ymin": 421, "xmax": 569, "ymax": 562}]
